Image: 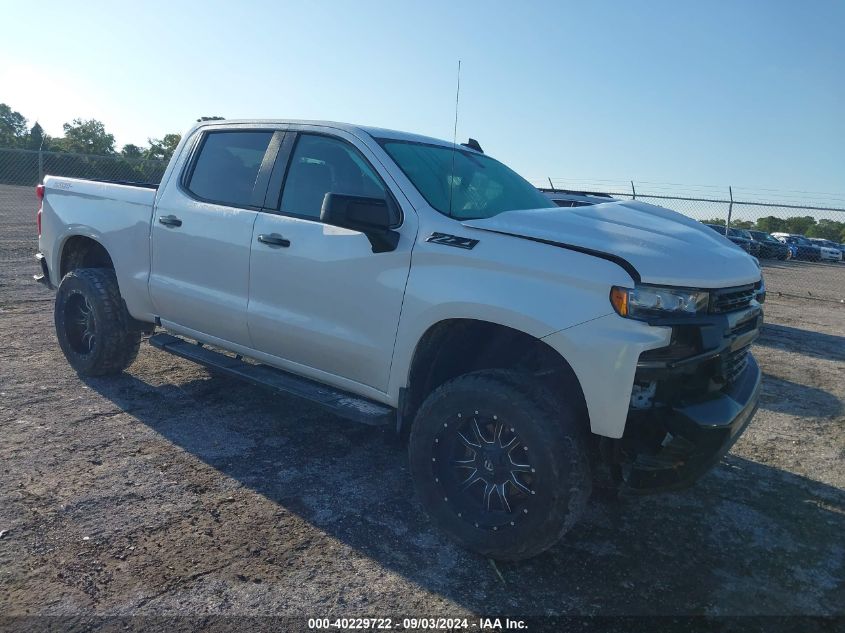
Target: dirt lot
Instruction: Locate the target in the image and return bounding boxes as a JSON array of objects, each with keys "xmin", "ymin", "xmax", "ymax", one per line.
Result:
[
  {"xmin": 761, "ymin": 258, "xmax": 845, "ymax": 304},
  {"xmin": 0, "ymin": 184, "xmax": 843, "ymax": 627}
]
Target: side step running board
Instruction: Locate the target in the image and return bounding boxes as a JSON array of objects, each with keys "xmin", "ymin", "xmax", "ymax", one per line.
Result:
[{"xmin": 149, "ymin": 333, "xmax": 394, "ymax": 426}]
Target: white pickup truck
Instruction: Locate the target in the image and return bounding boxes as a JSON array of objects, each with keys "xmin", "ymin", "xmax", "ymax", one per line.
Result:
[{"xmin": 35, "ymin": 119, "xmax": 764, "ymax": 559}]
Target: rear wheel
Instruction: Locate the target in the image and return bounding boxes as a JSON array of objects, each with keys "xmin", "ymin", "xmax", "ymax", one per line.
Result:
[
  {"xmin": 408, "ymin": 370, "xmax": 591, "ymax": 560},
  {"xmin": 54, "ymin": 268, "xmax": 141, "ymax": 376}
]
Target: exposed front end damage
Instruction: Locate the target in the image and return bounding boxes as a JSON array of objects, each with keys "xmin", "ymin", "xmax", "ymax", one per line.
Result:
[{"xmin": 609, "ymin": 285, "xmax": 764, "ymax": 493}]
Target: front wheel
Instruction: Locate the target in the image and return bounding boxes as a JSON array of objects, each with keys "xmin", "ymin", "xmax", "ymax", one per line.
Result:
[
  {"xmin": 54, "ymin": 268, "xmax": 141, "ymax": 376},
  {"xmin": 408, "ymin": 370, "xmax": 591, "ymax": 560}
]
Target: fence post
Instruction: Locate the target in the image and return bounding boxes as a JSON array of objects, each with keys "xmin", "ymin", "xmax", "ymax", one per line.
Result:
[
  {"xmin": 726, "ymin": 186, "xmax": 733, "ymax": 229},
  {"xmin": 38, "ymin": 149, "xmax": 44, "ymax": 185},
  {"xmin": 631, "ymin": 180, "xmax": 636, "ymax": 200}
]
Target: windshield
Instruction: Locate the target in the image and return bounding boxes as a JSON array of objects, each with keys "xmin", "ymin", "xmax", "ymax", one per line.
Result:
[
  {"xmin": 727, "ymin": 228, "xmax": 751, "ymax": 239},
  {"xmin": 378, "ymin": 139, "xmax": 555, "ymax": 219},
  {"xmin": 749, "ymin": 230, "xmax": 778, "ymax": 243},
  {"xmin": 783, "ymin": 236, "xmax": 810, "ymax": 245},
  {"xmin": 706, "ymin": 224, "xmax": 727, "ymax": 235}
]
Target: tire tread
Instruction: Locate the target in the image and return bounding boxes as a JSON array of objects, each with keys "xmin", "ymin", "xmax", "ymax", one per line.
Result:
[
  {"xmin": 54, "ymin": 268, "xmax": 141, "ymax": 376},
  {"xmin": 409, "ymin": 369, "xmax": 591, "ymax": 560}
]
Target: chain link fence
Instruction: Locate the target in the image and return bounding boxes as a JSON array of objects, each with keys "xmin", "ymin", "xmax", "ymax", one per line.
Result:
[
  {"xmin": 0, "ymin": 148, "xmax": 168, "ymax": 300},
  {"xmin": 0, "ymin": 145, "xmax": 843, "ymax": 304},
  {"xmin": 537, "ymin": 178, "xmax": 845, "ymax": 304},
  {"xmin": 0, "ymin": 147, "xmax": 167, "ymax": 187}
]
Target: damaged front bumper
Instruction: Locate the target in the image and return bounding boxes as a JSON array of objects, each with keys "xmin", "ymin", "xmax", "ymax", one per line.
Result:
[
  {"xmin": 621, "ymin": 354, "xmax": 760, "ymax": 493},
  {"xmin": 615, "ymin": 300, "xmax": 763, "ymax": 493}
]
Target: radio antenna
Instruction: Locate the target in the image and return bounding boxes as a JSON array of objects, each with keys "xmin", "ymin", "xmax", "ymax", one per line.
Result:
[{"xmin": 448, "ymin": 60, "xmax": 461, "ymax": 217}]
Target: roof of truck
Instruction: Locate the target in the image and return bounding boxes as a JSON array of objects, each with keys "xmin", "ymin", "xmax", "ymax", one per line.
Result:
[{"xmin": 198, "ymin": 118, "xmax": 463, "ymax": 150}]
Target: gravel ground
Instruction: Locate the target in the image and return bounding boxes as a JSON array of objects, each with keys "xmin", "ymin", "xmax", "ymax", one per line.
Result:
[
  {"xmin": 761, "ymin": 258, "xmax": 845, "ymax": 304},
  {"xmin": 0, "ymin": 184, "xmax": 843, "ymax": 627}
]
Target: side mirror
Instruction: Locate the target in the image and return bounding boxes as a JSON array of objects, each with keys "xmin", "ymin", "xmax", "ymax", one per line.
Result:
[{"xmin": 320, "ymin": 193, "xmax": 400, "ymax": 253}]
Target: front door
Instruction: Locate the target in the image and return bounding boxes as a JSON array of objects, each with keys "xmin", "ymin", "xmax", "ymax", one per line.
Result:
[{"xmin": 247, "ymin": 130, "xmax": 415, "ymax": 392}]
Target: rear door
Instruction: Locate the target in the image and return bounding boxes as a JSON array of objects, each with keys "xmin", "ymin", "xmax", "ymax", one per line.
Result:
[
  {"xmin": 247, "ymin": 129, "xmax": 416, "ymax": 393},
  {"xmin": 150, "ymin": 128, "xmax": 279, "ymax": 346}
]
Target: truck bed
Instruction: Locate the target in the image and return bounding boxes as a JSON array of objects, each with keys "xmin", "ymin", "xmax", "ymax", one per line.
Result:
[
  {"xmin": 38, "ymin": 175, "xmax": 159, "ymax": 321},
  {"xmin": 86, "ymin": 179, "xmax": 159, "ymax": 189}
]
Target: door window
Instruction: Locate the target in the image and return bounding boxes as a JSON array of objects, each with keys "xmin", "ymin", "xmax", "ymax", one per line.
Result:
[
  {"xmin": 280, "ymin": 134, "xmax": 387, "ymax": 219},
  {"xmin": 187, "ymin": 131, "xmax": 273, "ymax": 207}
]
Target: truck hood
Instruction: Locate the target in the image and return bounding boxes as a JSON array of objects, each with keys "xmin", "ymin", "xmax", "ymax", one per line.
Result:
[{"xmin": 462, "ymin": 200, "xmax": 761, "ymax": 288}]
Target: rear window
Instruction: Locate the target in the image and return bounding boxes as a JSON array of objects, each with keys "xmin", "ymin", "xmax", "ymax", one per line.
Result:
[{"xmin": 187, "ymin": 131, "xmax": 273, "ymax": 207}]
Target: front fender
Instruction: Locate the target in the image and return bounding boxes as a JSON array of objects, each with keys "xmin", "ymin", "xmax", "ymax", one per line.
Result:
[
  {"xmin": 542, "ymin": 315, "xmax": 671, "ymax": 438},
  {"xmin": 388, "ymin": 228, "xmax": 637, "ymax": 402}
]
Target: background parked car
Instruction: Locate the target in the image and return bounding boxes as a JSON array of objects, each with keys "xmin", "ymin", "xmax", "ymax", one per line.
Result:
[
  {"xmin": 540, "ymin": 188, "xmax": 617, "ymax": 207},
  {"xmin": 704, "ymin": 223, "xmax": 752, "ymax": 253},
  {"xmin": 728, "ymin": 227, "xmax": 761, "ymax": 257},
  {"xmin": 808, "ymin": 238, "xmax": 845, "ymax": 262},
  {"xmin": 771, "ymin": 233, "xmax": 824, "ymax": 262},
  {"xmin": 747, "ymin": 230, "xmax": 790, "ymax": 260}
]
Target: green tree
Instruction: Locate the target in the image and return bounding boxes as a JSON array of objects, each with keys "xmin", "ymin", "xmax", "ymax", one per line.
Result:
[
  {"xmin": 27, "ymin": 122, "xmax": 48, "ymax": 150},
  {"xmin": 783, "ymin": 215, "xmax": 816, "ymax": 235},
  {"xmin": 197, "ymin": 116, "xmax": 225, "ymax": 122},
  {"xmin": 121, "ymin": 144, "xmax": 145, "ymax": 159},
  {"xmin": 806, "ymin": 219, "xmax": 845, "ymax": 241},
  {"xmin": 0, "ymin": 103, "xmax": 28, "ymax": 148},
  {"xmin": 755, "ymin": 216, "xmax": 789, "ymax": 233},
  {"xmin": 703, "ymin": 217, "xmax": 726, "ymax": 226},
  {"xmin": 145, "ymin": 133, "xmax": 181, "ymax": 161},
  {"xmin": 729, "ymin": 219, "xmax": 754, "ymax": 229},
  {"xmin": 55, "ymin": 118, "xmax": 116, "ymax": 155}
]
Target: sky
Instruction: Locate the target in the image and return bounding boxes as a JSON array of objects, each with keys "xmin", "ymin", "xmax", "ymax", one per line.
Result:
[{"xmin": 1, "ymin": 0, "xmax": 843, "ymax": 201}]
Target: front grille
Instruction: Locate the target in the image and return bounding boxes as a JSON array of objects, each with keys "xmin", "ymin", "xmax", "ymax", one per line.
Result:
[
  {"xmin": 724, "ymin": 345, "xmax": 750, "ymax": 384},
  {"xmin": 710, "ymin": 285, "xmax": 757, "ymax": 314}
]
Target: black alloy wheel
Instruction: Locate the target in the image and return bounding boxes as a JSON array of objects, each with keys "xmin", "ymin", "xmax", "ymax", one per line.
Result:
[
  {"xmin": 409, "ymin": 370, "xmax": 591, "ymax": 560},
  {"xmin": 54, "ymin": 268, "xmax": 141, "ymax": 376},
  {"xmin": 63, "ymin": 291, "xmax": 98, "ymax": 355},
  {"xmin": 434, "ymin": 411, "xmax": 536, "ymax": 531}
]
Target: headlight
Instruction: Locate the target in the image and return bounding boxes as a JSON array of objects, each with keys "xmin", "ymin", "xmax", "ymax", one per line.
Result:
[{"xmin": 610, "ymin": 284, "xmax": 709, "ymax": 320}]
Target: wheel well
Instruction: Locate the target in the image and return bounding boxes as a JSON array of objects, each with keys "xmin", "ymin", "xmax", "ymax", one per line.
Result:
[
  {"xmin": 60, "ymin": 236, "xmax": 114, "ymax": 278},
  {"xmin": 403, "ymin": 319, "xmax": 589, "ymax": 435}
]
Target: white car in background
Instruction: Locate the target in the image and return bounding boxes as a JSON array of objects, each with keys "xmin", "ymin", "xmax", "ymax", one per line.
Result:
[
  {"xmin": 771, "ymin": 232, "xmax": 840, "ymax": 262},
  {"xmin": 808, "ymin": 238, "xmax": 845, "ymax": 262}
]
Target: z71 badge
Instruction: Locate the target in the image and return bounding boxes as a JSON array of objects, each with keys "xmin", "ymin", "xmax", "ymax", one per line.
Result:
[{"xmin": 426, "ymin": 232, "xmax": 479, "ymax": 250}]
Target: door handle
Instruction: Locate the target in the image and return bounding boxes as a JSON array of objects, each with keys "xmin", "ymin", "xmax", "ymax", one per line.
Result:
[
  {"xmin": 158, "ymin": 215, "xmax": 182, "ymax": 228},
  {"xmin": 257, "ymin": 233, "xmax": 291, "ymax": 247}
]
